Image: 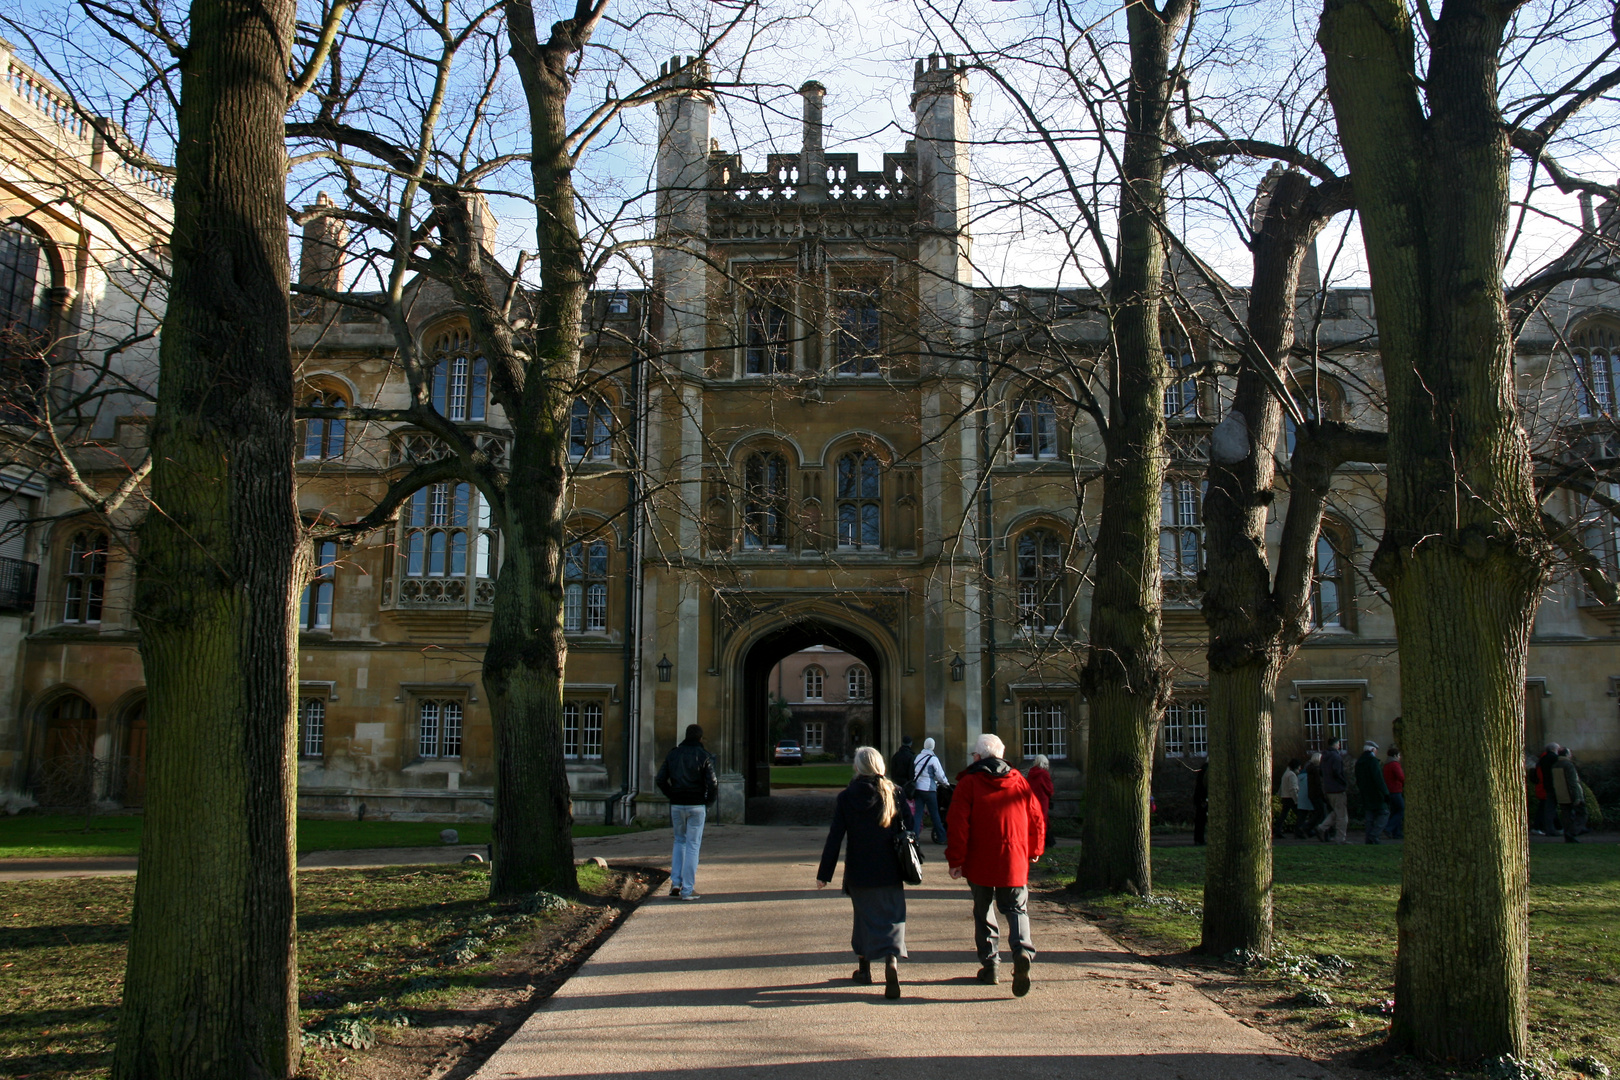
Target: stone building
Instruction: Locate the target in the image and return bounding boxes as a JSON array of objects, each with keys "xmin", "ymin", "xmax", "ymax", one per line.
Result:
[
  {"xmin": 769, "ymin": 647, "xmax": 876, "ymax": 760},
  {"xmin": 0, "ymin": 42, "xmax": 170, "ymax": 810},
  {"xmin": 4, "ymin": 50, "xmax": 1620, "ymax": 824}
]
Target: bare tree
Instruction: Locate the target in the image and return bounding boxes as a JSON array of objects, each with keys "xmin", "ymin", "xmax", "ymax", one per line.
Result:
[{"xmin": 1317, "ymin": 0, "xmax": 1620, "ymax": 1060}]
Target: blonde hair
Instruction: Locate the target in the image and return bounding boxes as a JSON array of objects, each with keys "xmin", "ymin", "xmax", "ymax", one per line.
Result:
[{"xmin": 853, "ymin": 746, "xmax": 898, "ymax": 828}]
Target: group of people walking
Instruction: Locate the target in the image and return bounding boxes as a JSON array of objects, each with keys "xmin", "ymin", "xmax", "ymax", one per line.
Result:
[
  {"xmin": 816, "ymin": 734, "xmax": 1047, "ymax": 1000},
  {"xmin": 1274, "ymin": 738, "xmax": 1405, "ymax": 844},
  {"xmin": 656, "ymin": 726, "xmax": 1050, "ymax": 1002}
]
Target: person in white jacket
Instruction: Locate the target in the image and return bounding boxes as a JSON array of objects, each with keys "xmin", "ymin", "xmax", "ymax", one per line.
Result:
[{"xmin": 912, "ymin": 737, "xmax": 949, "ymax": 844}]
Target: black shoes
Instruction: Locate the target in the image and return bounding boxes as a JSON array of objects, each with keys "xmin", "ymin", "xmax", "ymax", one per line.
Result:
[
  {"xmin": 852, "ymin": 959, "xmax": 873, "ymax": 984},
  {"xmin": 884, "ymin": 956, "xmax": 901, "ymax": 1000},
  {"xmin": 976, "ymin": 962, "xmax": 1000, "ymax": 985},
  {"xmin": 1012, "ymin": 954, "xmax": 1032, "ymax": 997}
]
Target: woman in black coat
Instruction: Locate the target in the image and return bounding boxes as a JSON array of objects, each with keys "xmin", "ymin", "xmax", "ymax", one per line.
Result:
[{"xmin": 816, "ymin": 745, "xmax": 907, "ymax": 1000}]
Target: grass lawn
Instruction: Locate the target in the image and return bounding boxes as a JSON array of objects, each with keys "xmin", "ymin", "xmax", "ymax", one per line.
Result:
[
  {"xmin": 1045, "ymin": 841, "xmax": 1620, "ymax": 1072},
  {"xmin": 0, "ymin": 862, "xmax": 617, "ymax": 1080},
  {"xmin": 770, "ymin": 763, "xmax": 854, "ymax": 788},
  {"xmin": 0, "ymin": 816, "xmax": 642, "ymax": 860}
]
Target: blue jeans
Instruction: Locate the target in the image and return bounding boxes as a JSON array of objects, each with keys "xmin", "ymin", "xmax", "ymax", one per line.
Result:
[
  {"xmin": 670, "ymin": 804, "xmax": 706, "ymax": 896},
  {"xmin": 1383, "ymin": 793, "xmax": 1405, "ymax": 838},
  {"xmin": 916, "ymin": 789, "xmax": 946, "ymax": 842}
]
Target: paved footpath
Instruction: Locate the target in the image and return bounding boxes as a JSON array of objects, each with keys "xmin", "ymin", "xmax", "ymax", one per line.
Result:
[{"xmin": 476, "ymin": 824, "xmax": 1336, "ymax": 1080}]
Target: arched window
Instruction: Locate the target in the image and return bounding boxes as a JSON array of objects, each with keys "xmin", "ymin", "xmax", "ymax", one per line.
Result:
[
  {"xmin": 1016, "ymin": 528, "xmax": 1067, "ymax": 632},
  {"xmin": 301, "ymin": 540, "xmax": 338, "ymax": 631},
  {"xmin": 803, "ymin": 664, "xmax": 824, "ymax": 701},
  {"xmin": 847, "ymin": 665, "xmax": 869, "ymax": 700},
  {"xmin": 743, "ymin": 451, "xmax": 789, "ymax": 549},
  {"xmin": 836, "ymin": 451, "xmax": 882, "ymax": 550},
  {"xmin": 1312, "ymin": 522, "xmax": 1352, "ymax": 629},
  {"xmin": 835, "ymin": 286, "xmax": 881, "ymax": 374},
  {"xmin": 1013, "ymin": 395, "xmax": 1058, "ymax": 459},
  {"xmin": 0, "ymin": 221, "xmax": 49, "ymax": 351},
  {"xmin": 744, "ymin": 280, "xmax": 792, "ymax": 374},
  {"xmin": 1574, "ymin": 325, "xmax": 1620, "ymax": 418},
  {"xmin": 1159, "ymin": 479, "xmax": 1203, "ymax": 599},
  {"xmin": 569, "ymin": 397, "xmax": 612, "ymax": 461},
  {"xmin": 564, "ymin": 539, "xmax": 609, "ymax": 633},
  {"xmin": 429, "ymin": 327, "xmax": 488, "ymax": 422},
  {"xmin": 62, "ymin": 529, "xmax": 108, "ymax": 624},
  {"xmin": 398, "ymin": 483, "xmax": 497, "ymax": 606},
  {"xmin": 1163, "ymin": 334, "xmax": 1200, "ymax": 420},
  {"xmin": 302, "ymin": 389, "xmax": 347, "ymax": 459}
]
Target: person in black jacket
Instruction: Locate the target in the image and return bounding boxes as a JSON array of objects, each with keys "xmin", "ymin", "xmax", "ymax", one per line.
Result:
[
  {"xmin": 887, "ymin": 735, "xmax": 918, "ymax": 835},
  {"xmin": 656, "ymin": 724, "xmax": 718, "ymax": 901},
  {"xmin": 816, "ymin": 745, "xmax": 908, "ymax": 1000}
]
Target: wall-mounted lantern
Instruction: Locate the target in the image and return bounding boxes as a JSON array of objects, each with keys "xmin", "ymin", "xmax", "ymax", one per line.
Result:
[
  {"xmin": 949, "ymin": 654, "xmax": 965, "ymax": 682},
  {"xmin": 656, "ymin": 654, "xmax": 673, "ymax": 683}
]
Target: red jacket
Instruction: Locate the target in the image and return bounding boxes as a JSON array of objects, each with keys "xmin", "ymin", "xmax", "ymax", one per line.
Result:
[
  {"xmin": 945, "ymin": 758, "xmax": 1045, "ymax": 887},
  {"xmin": 1383, "ymin": 760, "xmax": 1405, "ymax": 795},
  {"xmin": 1027, "ymin": 766, "xmax": 1054, "ymax": 820}
]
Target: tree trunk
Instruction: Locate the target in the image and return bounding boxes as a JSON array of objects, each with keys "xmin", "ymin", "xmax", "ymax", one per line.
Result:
[
  {"xmin": 1319, "ymin": 0, "xmax": 1545, "ymax": 1059},
  {"xmin": 476, "ymin": 0, "xmax": 609, "ymax": 897},
  {"xmin": 1201, "ymin": 659, "xmax": 1279, "ymax": 953},
  {"xmin": 114, "ymin": 0, "xmax": 300, "ymax": 1076},
  {"xmin": 1076, "ymin": 0, "xmax": 1188, "ymax": 895},
  {"xmin": 1197, "ymin": 167, "xmax": 1332, "ymax": 955},
  {"xmin": 485, "ymin": 436, "xmax": 577, "ymax": 896}
]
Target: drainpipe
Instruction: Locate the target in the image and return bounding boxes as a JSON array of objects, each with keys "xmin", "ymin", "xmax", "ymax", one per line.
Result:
[
  {"xmin": 978, "ymin": 350, "xmax": 998, "ymax": 734},
  {"xmin": 605, "ymin": 308, "xmax": 649, "ymax": 827}
]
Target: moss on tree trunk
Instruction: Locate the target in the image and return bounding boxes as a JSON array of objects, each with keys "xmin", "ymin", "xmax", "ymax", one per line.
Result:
[
  {"xmin": 113, "ymin": 0, "xmax": 301, "ymax": 1075},
  {"xmin": 1319, "ymin": 0, "xmax": 1546, "ymax": 1059},
  {"xmin": 1076, "ymin": 0, "xmax": 1189, "ymax": 895}
]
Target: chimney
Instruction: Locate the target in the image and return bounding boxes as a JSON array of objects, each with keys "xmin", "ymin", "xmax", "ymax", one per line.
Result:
[{"xmin": 299, "ymin": 192, "xmax": 347, "ymax": 292}]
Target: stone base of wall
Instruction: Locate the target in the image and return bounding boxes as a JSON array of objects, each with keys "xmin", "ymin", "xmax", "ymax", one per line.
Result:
[{"xmin": 297, "ymin": 787, "xmax": 613, "ymax": 825}]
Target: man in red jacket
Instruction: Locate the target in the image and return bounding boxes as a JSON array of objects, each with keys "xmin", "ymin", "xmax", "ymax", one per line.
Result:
[{"xmin": 945, "ymin": 733, "xmax": 1046, "ymax": 997}]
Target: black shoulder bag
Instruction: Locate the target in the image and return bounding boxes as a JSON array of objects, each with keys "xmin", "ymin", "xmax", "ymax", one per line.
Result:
[{"xmin": 893, "ymin": 823, "xmax": 924, "ymax": 885}]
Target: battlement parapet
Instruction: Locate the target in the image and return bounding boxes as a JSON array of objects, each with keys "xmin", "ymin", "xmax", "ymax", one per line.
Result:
[
  {"xmin": 912, "ymin": 52, "xmax": 970, "ymax": 107},
  {"xmin": 711, "ymin": 152, "xmax": 917, "ymax": 209},
  {"xmin": 659, "ymin": 54, "xmax": 711, "ymax": 91}
]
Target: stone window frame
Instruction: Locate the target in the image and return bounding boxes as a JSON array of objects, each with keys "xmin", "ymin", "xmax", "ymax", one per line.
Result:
[{"xmin": 401, "ymin": 683, "xmax": 473, "ymax": 764}]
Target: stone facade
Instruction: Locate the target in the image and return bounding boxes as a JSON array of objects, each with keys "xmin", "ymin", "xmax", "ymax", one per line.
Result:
[{"xmin": 4, "ymin": 51, "xmax": 1620, "ymax": 825}]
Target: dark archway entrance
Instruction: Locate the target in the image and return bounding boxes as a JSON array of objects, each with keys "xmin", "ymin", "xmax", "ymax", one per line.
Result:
[{"xmin": 740, "ymin": 619, "xmax": 883, "ymax": 804}]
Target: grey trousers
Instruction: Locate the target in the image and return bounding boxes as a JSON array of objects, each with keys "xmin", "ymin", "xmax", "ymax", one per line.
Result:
[{"xmin": 969, "ymin": 882, "xmax": 1035, "ymax": 964}]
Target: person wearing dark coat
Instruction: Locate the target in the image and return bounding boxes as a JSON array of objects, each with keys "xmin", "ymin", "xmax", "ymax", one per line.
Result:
[
  {"xmin": 1316, "ymin": 739, "xmax": 1351, "ymax": 844},
  {"xmin": 817, "ymin": 745, "xmax": 909, "ymax": 1000},
  {"xmin": 945, "ymin": 733, "xmax": 1045, "ymax": 998},
  {"xmin": 655, "ymin": 724, "xmax": 718, "ymax": 900},
  {"xmin": 888, "ymin": 736, "xmax": 918, "ymax": 835},
  {"xmin": 1553, "ymin": 748, "xmax": 1589, "ymax": 843},
  {"xmin": 1026, "ymin": 754, "xmax": 1055, "ymax": 856},
  {"xmin": 1535, "ymin": 743, "xmax": 1562, "ymax": 835},
  {"xmin": 1354, "ymin": 741, "xmax": 1390, "ymax": 843},
  {"xmin": 1192, "ymin": 763, "xmax": 1210, "ymax": 845}
]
